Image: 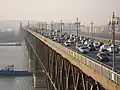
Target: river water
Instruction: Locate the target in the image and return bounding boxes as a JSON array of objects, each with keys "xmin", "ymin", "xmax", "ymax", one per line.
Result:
[{"xmin": 0, "ymin": 45, "xmax": 33, "ymax": 90}]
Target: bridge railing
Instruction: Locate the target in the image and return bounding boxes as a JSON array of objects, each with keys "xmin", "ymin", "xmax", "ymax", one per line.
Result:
[{"xmin": 26, "ymin": 29, "xmax": 120, "ymax": 85}]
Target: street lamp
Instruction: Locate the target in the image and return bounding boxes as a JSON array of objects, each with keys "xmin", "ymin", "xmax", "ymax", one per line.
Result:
[
  {"xmin": 60, "ymin": 20, "xmax": 64, "ymax": 36},
  {"xmin": 108, "ymin": 12, "xmax": 118, "ymax": 71},
  {"xmin": 90, "ymin": 20, "xmax": 94, "ymax": 38},
  {"xmin": 75, "ymin": 17, "xmax": 80, "ymax": 45}
]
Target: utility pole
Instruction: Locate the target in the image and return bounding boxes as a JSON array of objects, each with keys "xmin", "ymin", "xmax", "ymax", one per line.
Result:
[
  {"xmin": 60, "ymin": 20, "xmax": 64, "ymax": 36},
  {"xmin": 90, "ymin": 20, "xmax": 94, "ymax": 38},
  {"xmin": 75, "ymin": 17, "xmax": 80, "ymax": 44},
  {"xmin": 109, "ymin": 12, "xmax": 118, "ymax": 71}
]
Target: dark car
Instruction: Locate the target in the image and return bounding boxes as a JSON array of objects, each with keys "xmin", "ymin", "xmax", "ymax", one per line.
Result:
[
  {"xmin": 96, "ymin": 52, "xmax": 109, "ymax": 62},
  {"xmin": 87, "ymin": 44, "xmax": 96, "ymax": 51},
  {"xmin": 99, "ymin": 49, "xmax": 110, "ymax": 56}
]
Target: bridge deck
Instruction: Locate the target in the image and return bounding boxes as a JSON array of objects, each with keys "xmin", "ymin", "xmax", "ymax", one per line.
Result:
[{"xmin": 26, "ymin": 29, "xmax": 120, "ymax": 90}]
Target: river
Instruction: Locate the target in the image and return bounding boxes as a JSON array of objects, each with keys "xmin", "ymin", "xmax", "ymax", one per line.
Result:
[{"xmin": 0, "ymin": 45, "xmax": 33, "ymax": 90}]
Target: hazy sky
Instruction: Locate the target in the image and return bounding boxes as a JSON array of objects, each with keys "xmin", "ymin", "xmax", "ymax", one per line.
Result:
[{"xmin": 0, "ymin": 0, "xmax": 120, "ymax": 25}]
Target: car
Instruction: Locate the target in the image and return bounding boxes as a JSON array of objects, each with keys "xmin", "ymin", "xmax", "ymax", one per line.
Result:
[
  {"xmin": 87, "ymin": 44, "xmax": 96, "ymax": 51},
  {"xmin": 57, "ymin": 37, "xmax": 65, "ymax": 43},
  {"xmin": 100, "ymin": 44, "xmax": 109, "ymax": 50},
  {"xmin": 81, "ymin": 40, "xmax": 85, "ymax": 44},
  {"xmin": 76, "ymin": 44, "xmax": 84, "ymax": 49},
  {"xmin": 53, "ymin": 36, "xmax": 58, "ymax": 41},
  {"xmin": 75, "ymin": 41, "xmax": 82, "ymax": 46},
  {"xmin": 107, "ymin": 45, "xmax": 119, "ymax": 53},
  {"xmin": 80, "ymin": 36, "xmax": 84, "ymax": 40},
  {"xmin": 68, "ymin": 39, "xmax": 75, "ymax": 46},
  {"xmin": 59, "ymin": 36, "xmax": 65, "ymax": 43},
  {"xmin": 64, "ymin": 41, "xmax": 71, "ymax": 46},
  {"xmin": 84, "ymin": 40, "xmax": 90, "ymax": 45},
  {"xmin": 99, "ymin": 49, "xmax": 110, "ymax": 56},
  {"xmin": 96, "ymin": 52, "xmax": 109, "ymax": 62},
  {"xmin": 93, "ymin": 42, "xmax": 100, "ymax": 48},
  {"xmin": 78, "ymin": 46, "xmax": 89, "ymax": 53}
]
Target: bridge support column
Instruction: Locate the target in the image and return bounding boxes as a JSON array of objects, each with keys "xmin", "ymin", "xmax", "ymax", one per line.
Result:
[{"xmin": 64, "ymin": 60, "xmax": 70, "ymax": 90}]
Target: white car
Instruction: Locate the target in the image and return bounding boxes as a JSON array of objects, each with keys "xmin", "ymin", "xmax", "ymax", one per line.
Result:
[
  {"xmin": 53, "ymin": 36, "xmax": 58, "ymax": 41},
  {"xmin": 78, "ymin": 46, "xmax": 89, "ymax": 53},
  {"xmin": 93, "ymin": 42, "xmax": 100, "ymax": 50},
  {"xmin": 93, "ymin": 42, "xmax": 100, "ymax": 48},
  {"xmin": 76, "ymin": 44, "xmax": 84, "ymax": 49},
  {"xmin": 100, "ymin": 44, "xmax": 109, "ymax": 51},
  {"xmin": 84, "ymin": 40, "xmax": 91, "ymax": 45},
  {"xmin": 67, "ymin": 39, "xmax": 75, "ymax": 46},
  {"xmin": 64, "ymin": 41, "xmax": 71, "ymax": 46},
  {"xmin": 107, "ymin": 45, "xmax": 119, "ymax": 53}
]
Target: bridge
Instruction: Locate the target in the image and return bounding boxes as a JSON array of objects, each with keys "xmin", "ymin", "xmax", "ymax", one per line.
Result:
[{"xmin": 21, "ymin": 23, "xmax": 120, "ymax": 90}]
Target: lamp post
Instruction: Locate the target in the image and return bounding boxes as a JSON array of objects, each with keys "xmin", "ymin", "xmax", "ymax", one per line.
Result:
[
  {"xmin": 60, "ymin": 20, "xmax": 64, "ymax": 36},
  {"xmin": 75, "ymin": 17, "xmax": 80, "ymax": 45},
  {"xmin": 90, "ymin": 20, "xmax": 94, "ymax": 38},
  {"xmin": 108, "ymin": 12, "xmax": 118, "ymax": 71}
]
